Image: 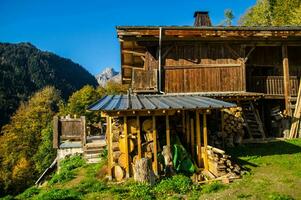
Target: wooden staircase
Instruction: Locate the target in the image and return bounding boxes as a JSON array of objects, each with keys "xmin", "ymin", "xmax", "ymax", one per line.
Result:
[
  {"xmin": 84, "ymin": 136, "xmax": 106, "ymax": 164},
  {"xmin": 240, "ymin": 101, "xmax": 266, "ymax": 139}
]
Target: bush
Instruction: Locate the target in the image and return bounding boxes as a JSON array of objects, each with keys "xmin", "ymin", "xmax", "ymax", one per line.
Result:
[
  {"xmin": 16, "ymin": 186, "xmax": 40, "ymax": 199},
  {"xmin": 33, "ymin": 189, "xmax": 81, "ymax": 200},
  {"xmin": 154, "ymin": 175, "xmax": 192, "ymax": 196},
  {"xmin": 201, "ymin": 182, "xmax": 225, "ymax": 194}
]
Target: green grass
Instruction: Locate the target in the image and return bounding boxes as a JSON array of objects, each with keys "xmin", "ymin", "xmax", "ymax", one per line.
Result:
[{"xmin": 7, "ymin": 139, "xmax": 301, "ymax": 200}]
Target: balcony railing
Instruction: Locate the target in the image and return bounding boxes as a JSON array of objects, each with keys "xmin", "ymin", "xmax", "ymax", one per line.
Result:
[{"xmin": 249, "ymin": 76, "xmax": 299, "ymax": 96}]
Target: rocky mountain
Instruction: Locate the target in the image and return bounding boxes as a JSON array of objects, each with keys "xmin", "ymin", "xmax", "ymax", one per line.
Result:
[
  {"xmin": 0, "ymin": 42, "xmax": 98, "ymax": 128},
  {"xmin": 95, "ymin": 67, "xmax": 121, "ymax": 86}
]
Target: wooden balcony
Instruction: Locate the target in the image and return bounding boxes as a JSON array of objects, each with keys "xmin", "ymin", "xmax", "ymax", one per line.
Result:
[{"xmin": 249, "ymin": 76, "xmax": 299, "ymax": 97}]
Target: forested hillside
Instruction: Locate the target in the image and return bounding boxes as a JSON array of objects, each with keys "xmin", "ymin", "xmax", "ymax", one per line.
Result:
[{"xmin": 0, "ymin": 42, "xmax": 98, "ymax": 128}]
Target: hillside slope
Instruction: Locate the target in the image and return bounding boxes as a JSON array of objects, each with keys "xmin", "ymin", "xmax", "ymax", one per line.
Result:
[
  {"xmin": 5, "ymin": 139, "xmax": 301, "ymax": 200},
  {"xmin": 0, "ymin": 42, "xmax": 98, "ymax": 127}
]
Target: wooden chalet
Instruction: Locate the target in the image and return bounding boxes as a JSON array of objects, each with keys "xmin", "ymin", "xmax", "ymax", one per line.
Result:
[
  {"xmin": 117, "ymin": 11, "xmax": 301, "ymax": 138},
  {"xmin": 88, "ymin": 11, "xmax": 301, "ymax": 181}
]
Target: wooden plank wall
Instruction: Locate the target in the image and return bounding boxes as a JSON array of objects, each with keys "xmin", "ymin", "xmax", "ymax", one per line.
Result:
[{"xmin": 163, "ymin": 44, "xmax": 244, "ymax": 93}]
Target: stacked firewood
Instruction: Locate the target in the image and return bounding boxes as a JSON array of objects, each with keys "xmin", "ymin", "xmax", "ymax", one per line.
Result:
[
  {"xmin": 222, "ymin": 107, "xmax": 245, "ymax": 147},
  {"xmin": 207, "ymin": 145, "xmax": 242, "ymax": 178},
  {"xmin": 110, "ymin": 117, "xmax": 160, "ymax": 181}
]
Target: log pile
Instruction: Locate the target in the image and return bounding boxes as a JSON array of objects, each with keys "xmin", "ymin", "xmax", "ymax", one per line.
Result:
[
  {"xmin": 206, "ymin": 145, "xmax": 243, "ymax": 178},
  {"xmin": 109, "ymin": 117, "xmax": 160, "ymax": 181},
  {"xmin": 210, "ymin": 107, "xmax": 245, "ymax": 147}
]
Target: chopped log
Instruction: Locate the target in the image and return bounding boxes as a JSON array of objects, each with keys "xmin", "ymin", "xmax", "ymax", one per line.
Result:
[
  {"xmin": 118, "ymin": 153, "xmax": 132, "ymax": 169},
  {"xmin": 119, "ymin": 137, "xmax": 135, "ymax": 153},
  {"xmin": 133, "ymin": 158, "xmax": 156, "ymax": 185},
  {"xmin": 113, "ymin": 165, "xmax": 125, "ymax": 181},
  {"xmin": 142, "ymin": 119, "xmax": 153, "ymax": 132}
]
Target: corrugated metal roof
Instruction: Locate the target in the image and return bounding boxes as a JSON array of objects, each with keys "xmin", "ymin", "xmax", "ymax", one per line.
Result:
[{"xmin": 88, "ymin": 94, "xmax": 236, "ymax": 112}]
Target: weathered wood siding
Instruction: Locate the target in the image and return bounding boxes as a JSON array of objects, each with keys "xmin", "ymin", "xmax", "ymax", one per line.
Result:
[{"xmin": 163, "ymin": 44, "xmax": 244, "ymax": 93}]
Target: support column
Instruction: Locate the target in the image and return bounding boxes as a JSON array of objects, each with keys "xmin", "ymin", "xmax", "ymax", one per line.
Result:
[
  {"xmin": 186, "ymin": 112, "xmax": 190, "ymax": 145},
  {"xmin": 196, "ymin": 111, "xmax": 202, "ymax": 167},
  {"xmin": 282, "ymin": 45, "xmax": 292, "ymax": 116},
  {"xmin": 137, "ymin": 116, "xmax": 142, "ymax": 159},
  {"xmin": 203, "ymin": 113, "xmax": 209, "ymax": 171},
  {"xmin": 166, "ymin": 115, "xmax": 170, "ymax": 146},
  {"xmin": 152, "ymin": 116, "xmax": 158, "ymax": 175},
  {"xmin": 190, "ymin": 118, "xmax": 195, "ymax": 159},
  {"xmin": 123, "ymin": 116, "xmax": 130, "ymax": 178},
  {"xmin": 107, "ymin": 116, "xmax": 112, "ymax": 180}
]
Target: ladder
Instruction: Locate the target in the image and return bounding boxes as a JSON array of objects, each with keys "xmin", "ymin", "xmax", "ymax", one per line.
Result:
[{"xmin": 240, "ymin": 101, "xmax": 266, "ymax": 139}]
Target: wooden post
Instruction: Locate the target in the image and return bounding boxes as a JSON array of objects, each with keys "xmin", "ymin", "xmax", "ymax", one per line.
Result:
[
  {"xmin": 221, "ymin": 111, "xmax": 225, "ymax": 149},
  {"xmin": 186, "ymin": 112, "xmax": 190, "ymax": 145},
  {"xmin": 282, "ymin": 45, "xmax": 292, "ymax": 116},
  {"xmin": 203, "ymin": 113, "xmax": 209, "ymax": 171},
  {"xmin": 152, "ymin": 116, "xmax": 158, "ymax": 175},
  {"xmin": 107, "ymin": 117, "xmax": 112, "ymax": 180},
  {"xmin": 81, "ymin": 116, "xmax": 86, "ymax": 146},
  {"xmin": 182, "ymin": 111, "xmax": 185, "ymax": 134},
  {"xmin": 166, "ymin": 115, "xmax": 170, "ymax": 146},
  {"xmin": 190, "ymin": 118, "xmax": 195, "ymax": 159},
  {"xmin": 53, "ymin": 116, "xmax": 59, "ymax": 148},
  {"xmin": 196, "ymin": 111, "xmax": 202, "ymax": 167},
  {"xmin": 137, "ymin": 116, "xmax": 142, "ymax": 159},
  {"xmin": 123, "ymin": 116, "xmax": 130, "ymax": 178}
]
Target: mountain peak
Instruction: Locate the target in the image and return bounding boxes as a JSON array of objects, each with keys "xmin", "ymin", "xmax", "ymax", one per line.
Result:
[{"xmin": 95, "ymin": 67, "xmax": 121, "ymax": 86}]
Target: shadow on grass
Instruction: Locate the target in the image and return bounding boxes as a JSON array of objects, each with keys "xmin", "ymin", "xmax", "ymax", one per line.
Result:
[{"xmin": 226, "ymin": 140, "xmax": 301, "ymax": 169}]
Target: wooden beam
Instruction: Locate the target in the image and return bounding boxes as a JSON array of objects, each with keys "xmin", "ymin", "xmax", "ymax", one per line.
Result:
[
  {"xmin": 152, "ymin": 116, "xmax": 158, "ymax": 175},
  {"xmin": 196, "ymin": 111, "xmax": 202, "ymax": 167},
  {"xmin": 107, "ymin": 117, "xmax": 112, "ymax": 180},
  {"xmin": 203, "ymin": 113, "xmax": 209, "ymax": 171},
  {"xmin": 166, "ymin": 115, "xmax": 171, "ymax": 146},
  {"xmin": 164, "ymin": 63, "xmax": 241, "ymax": 70},
  {"xmin": 190, "ymin": 118, "xmax": 195, "ymax": 159},
  {"xmin": 123, "ymin": 116, "xmax": 130, "ymax": 178},
  {"xmin": 122, "ymin": 50, "xmax": 145, "ymax": 57},
  {"xmin": 282, "ymin": 45, "xmax": 292, "ymax": 116},
  {"xmin": 137, "ymin": 116, "xmax": 142, "ymax": 159}
]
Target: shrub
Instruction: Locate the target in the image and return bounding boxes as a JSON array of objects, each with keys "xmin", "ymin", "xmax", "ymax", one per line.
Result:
[
  {"xmin": 16, "ymin": 186, "xmax": 40, "ymax": 199},
  {"xmin": 201, "ymin": 182, "xmax": 225, "ymax": 194},
  {"xmin": 33, "ymin": 189, "xmax": 81, "ymax": 200}
]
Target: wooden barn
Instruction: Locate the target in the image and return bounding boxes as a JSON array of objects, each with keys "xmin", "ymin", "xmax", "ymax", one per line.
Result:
[{"xmin": 88, "ymin": 11, "xmax": 301, "ymax": 181}]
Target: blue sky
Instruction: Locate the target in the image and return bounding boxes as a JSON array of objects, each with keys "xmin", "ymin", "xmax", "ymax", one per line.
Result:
[{"xmin": 0, "ymin": 0, "xmax": 256, "ymax": 75}]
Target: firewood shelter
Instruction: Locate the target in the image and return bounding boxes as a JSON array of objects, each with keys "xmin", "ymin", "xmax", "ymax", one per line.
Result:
[{"xmin": 88, "ymin": 94, "xmax": 236, "ymax": 180}]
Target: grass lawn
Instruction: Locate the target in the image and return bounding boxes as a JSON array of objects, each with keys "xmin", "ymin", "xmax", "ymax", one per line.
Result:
[
  {"xmin": 4, "ymin": 139, "xmax": 301, "ymax": 200},
  {"xmin": 202, "ymin": 139, "xmax": 301, "ymax": 200}
]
